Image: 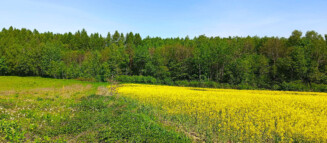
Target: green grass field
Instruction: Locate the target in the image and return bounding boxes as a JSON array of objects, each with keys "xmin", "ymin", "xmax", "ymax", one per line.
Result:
[{"xmin": 0, "ymin": 76, "xmax": 190, "ymax": 142}]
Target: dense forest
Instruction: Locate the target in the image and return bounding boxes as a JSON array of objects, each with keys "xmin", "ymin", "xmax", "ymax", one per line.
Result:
[{"xmin": 0, "ymin": 27, "xmax": 326, "ymax": 91}]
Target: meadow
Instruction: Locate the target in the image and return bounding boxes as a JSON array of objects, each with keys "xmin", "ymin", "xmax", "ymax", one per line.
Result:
[
  {"xmin": 118, "ymin": 84, "xmax": 327, "ymax": 142},
  {"xmin": 0, "ymin": 76, "xmax": 189, "ymax": 142},
  {"xmin": 1, "ymin": 76, "xmax": 327, "ymax": 142}
]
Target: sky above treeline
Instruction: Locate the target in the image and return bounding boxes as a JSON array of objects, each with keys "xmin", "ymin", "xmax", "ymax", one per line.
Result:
[{"xmin": 1, "ymin": 0, "xmax": 326, "ymax": 38}]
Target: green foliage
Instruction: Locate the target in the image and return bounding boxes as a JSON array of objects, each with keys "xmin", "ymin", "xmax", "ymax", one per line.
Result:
[
  {"xmin": 116, "ymin": 75, "xmax": 157, "ymax": 84},
  {"xmin": 0, "ymin": 57, "xmax": 7, "ymax": 75},
  {"xmin": 0, "ymin": 27, "xmax": 326, "ymax": 92},
  {"xmin": 175, "ymin": 80, "xmax": 189, "ymax": 86},
  {"xmin": 40, "ymin": 43, "xmax": 62, "ymax": 77},
  {"xmin": 92, "ymin": 96, "xmax": 190, "ymax": 142},
  {"xmin": 175, "ymin": 80, "xmax": 233, "ymax": 89},
  {"xmin": 162, "ymin": 77, "xmax": 174, "ymax": 85},
  {"xmin": 280, "ymin": 81, "xmax": 327, "ymax": 92},
  {"xmin": 0, "ymin": 120, "xmax": 26, "ymax": 142},
  {"xmin": 0, "ymin": 76, "xmax": 190, "ymax": 142}
]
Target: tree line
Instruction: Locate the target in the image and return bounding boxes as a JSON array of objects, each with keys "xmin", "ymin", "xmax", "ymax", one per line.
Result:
[{"xmin": 0, "ymin": 27, "xmax": 326, "ymax": 91}]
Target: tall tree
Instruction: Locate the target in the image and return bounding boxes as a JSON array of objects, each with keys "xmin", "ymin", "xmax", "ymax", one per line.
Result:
[{"xmin": 0, "ymin": 27, "xmax": 326, "ymax": 91}]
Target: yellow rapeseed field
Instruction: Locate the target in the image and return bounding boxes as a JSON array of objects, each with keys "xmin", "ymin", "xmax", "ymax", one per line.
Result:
[{"xmin": 117, "ymin": 84, "xmax": 327, "ymax": 142}]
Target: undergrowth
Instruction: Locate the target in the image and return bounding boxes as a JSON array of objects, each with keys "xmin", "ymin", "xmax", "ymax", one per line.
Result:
[{"xmin": 0, "ymin": 76, "xmax": 190, "ymax": 142}]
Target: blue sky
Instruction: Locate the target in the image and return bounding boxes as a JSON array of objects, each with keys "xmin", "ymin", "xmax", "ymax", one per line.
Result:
[{"xmin": 1, "ymin": 0, "xmax": 326, "ymax": 38}]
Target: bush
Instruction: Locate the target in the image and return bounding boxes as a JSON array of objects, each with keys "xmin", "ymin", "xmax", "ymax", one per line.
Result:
[
  {"xmin": 162, "ymin": 78, "xmax": 174, "ymax": 85},
  {"xmin": 237, "ymin": 83, "xmax": 256, "ymax": 90},
  {"xmin": 272, "ymin": 84, "xmax": 281, "ymax": 90},
  {"xmin": 135, "ymin": 76, "xmax": 143, "ymax": 83},
  {"xmin": 280, "ymin": 81, "xmax": 327, "ymax": 92},
  {"xmin": 175, "ymin": 80, "xmax": 189, "ymax": 86},
  {"xmin": 116, "ymin": 75, "xmax": 157, "ymax": 84},
  {"xmin": 206, "ymin": 81, "xmax": 219, "ymax": 88},
  {"xmin": 280, "ymin": 81, "xmax": 308, "ymax": 91},
  {"xmin": 95, "ymin": 75, "xmax": 104, "ymax": 82},
  {"xmin": 188, "ymin": 81, "xmax": 200, "ymax": 87},
  {"xmin": 218, "ymin": 83, "xmax": 230, "ymax": 89},
  {"xmin": 311, "ymin": 84, "xmax": 327, "ymax": 92},
  {"xmin": 144, "ymin": 76, "xmax": 157, "ymax": 84}
]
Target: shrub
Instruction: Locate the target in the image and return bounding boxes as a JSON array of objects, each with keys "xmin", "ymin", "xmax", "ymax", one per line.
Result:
[
  {"xmin": 280, "ymin": 81, "xmax": 309, "ymax": 91},
  {"xmin": 272, "ymin": 84, "xmax": 280, "ymax": 90},
  {"xmin": 175, "ymin": 80, "xmax": 189, "ymax": 86},
  {"xmin": 116, "ymin": 75, "xmax": 157, "ymax": 84},
  {"xmin": 237, "ymin": 83, "xmax": 256, "ymax": 90},
  {"xmin": 162, "ymin": 78, "xmax": 174, "ymax": 85},
  {"xmin": 206, "ymin": 81, "xmax": 219, "ymax": 88},
  {"xmin": 188, "ymin": 81, "xmax": 200, "ymax": 87},
  {"xmin": 311, "ymin": 84, "xmax": 327, "ymax": 92},
  {"xmin": 144, "ymin": 76, "xmax": 157, "ymax": 84}
]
